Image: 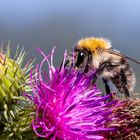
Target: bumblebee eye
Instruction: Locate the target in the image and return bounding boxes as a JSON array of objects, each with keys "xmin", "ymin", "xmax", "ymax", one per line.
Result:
[{"xmin": 75, "ymin": 52, "xmax": 84, "ymax": 67}]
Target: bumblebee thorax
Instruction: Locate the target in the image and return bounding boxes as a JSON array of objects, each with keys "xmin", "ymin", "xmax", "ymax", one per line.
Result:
[{"xmin": 77, "ymin": 37, "xmax": 111, "ymax": 53}]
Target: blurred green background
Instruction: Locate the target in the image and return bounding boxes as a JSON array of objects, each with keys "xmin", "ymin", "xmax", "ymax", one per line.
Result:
[{"xmin": 0, "ymin": 0, "xmax": 140, "ymax": 93}]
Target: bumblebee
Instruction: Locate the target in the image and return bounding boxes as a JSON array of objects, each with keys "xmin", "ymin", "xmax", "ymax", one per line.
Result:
[{"xmin": 64, "ymin": 37, "xmax": 140, "ymax": 98}]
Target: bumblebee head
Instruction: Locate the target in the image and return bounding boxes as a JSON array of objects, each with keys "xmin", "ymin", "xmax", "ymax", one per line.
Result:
[{"xmin": 65, "ymin": 37, "xmax": 111, "ymax": 72}]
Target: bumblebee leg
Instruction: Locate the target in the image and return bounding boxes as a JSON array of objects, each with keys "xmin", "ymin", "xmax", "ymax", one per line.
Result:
[
  {"xmin": 102, "ymin": 78, "xmax": 111, "ymax": 95},
  {"xmin": 91, "ymin": 74, "xmax": 98, "ymax": 85},
  {"xmin": 92, "ymin": 62, "xmax": 112, "ymax": 87},
  {"xmin": 94, "ymin": 62, "xmax": 112, "ymax": 92},
  {"xmin": 120, "ymin": 68, "xmax": 130, "ymax": 98},
  {"xmin": 59, "ymin": 60, "xmax": 64, "ymax": 72}
]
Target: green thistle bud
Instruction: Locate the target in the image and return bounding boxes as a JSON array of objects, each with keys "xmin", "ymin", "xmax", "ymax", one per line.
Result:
[{"xmin": 0, "ymin": 45, "xmax": 36, "ymax": 139}]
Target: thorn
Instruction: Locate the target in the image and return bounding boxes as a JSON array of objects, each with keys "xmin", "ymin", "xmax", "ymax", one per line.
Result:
[
  {"xmin": 0, "ymin": 40, "xmax": 4, "ymax": 53},
  {"xmin": 4, "ymin": 66, "xmax": 8, "ymax": 76},
  {"xmin": 3, "ymin": 55, "xmax": 7, "ymax": 65},
  {"xmin": 9, "ymin": 81, "xmax": 15, "ymax": 91},
  {"xmin": 23, "ymin": 57, "xmax": 35, "ymax": 75},
  {"xmin": 13, "ymin": 67, "xmax": 19, "ymax": 78},
  {"xmin": 14, "ymin": 45, "xmax": 19, "ymax": 60},
  {"xmin": 13, "ymin": 55, "xmax": 19, "ymax": 66},
  {"xmin": 6, "ymin": 41, "xmax": 11, "ymax": 57}
]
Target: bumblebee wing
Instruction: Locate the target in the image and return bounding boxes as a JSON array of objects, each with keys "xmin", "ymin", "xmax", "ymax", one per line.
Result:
[{"xmin": 105, "ymin": 49, "xmax": 140, "ymax": 64}]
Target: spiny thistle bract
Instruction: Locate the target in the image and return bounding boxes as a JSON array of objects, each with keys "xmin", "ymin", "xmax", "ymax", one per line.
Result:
[
  {"xmin": 26, "ymin": 48, "xmax": 125, "ymax": 140},
  {"xmin": 107, "ymin": 98, "xmax": 140, "ymax": 139},
  {"xmin": 0, "ymin": 45, "xmax": 35, "ymax": 139}
]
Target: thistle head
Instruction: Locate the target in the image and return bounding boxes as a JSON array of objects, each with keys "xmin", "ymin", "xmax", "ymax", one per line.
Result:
[
  {"xmin": 0, "ymin": 45, "xmax": 35, "ymax": 139},
  {"xmin": 27, "ymin": 48, "xmax": 122, "ymax": 140},
  {"xmin": 0, "ymin": 46, "xmax": 34, "ymax": 104},
  {"xmin": 107, "ymin": 98, "xmax": 140, "ymax": 139}
]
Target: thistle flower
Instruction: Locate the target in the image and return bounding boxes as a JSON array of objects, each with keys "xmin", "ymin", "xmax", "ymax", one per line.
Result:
[
  {"xmin": 27, "ymin": 48, "xmax": 122, "ymax": 140},
  {"xmin": 0, "ymin": 45, "xmax": 35, "ymax": 139},
  {"xmin": 107, "ymin": 98, "xmax": 140, "ymax": 139}
]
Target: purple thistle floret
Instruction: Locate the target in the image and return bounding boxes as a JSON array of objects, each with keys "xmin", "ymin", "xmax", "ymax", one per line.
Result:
[{"xmin": 27, "ymin": 48, "xmax": 119, "ymax": 140}]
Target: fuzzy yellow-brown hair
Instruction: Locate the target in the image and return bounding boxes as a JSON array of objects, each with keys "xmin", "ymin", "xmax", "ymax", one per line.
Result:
[{"xmin": 77, "ymin": 37, "xmax": 111, "ymax": 52}]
